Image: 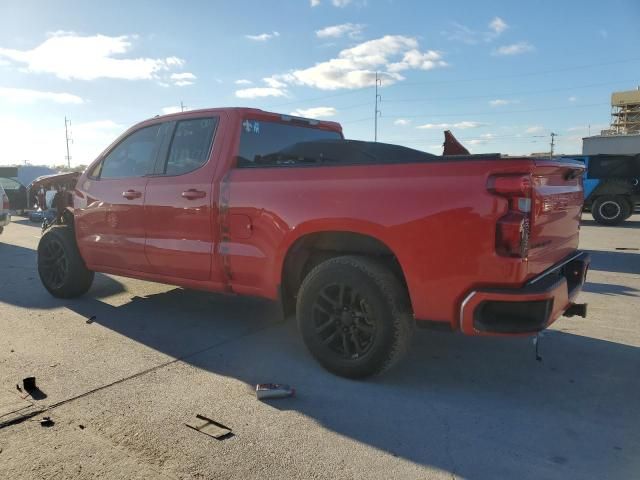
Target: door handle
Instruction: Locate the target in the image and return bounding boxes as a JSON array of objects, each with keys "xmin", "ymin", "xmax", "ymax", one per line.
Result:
[
  {"xmin": 122, "ymin": 190, "xmax": 142, "ymax": 200},
  {"xmin": 181, "ymin": 189, "xmax": 206, "ymax": 200}
]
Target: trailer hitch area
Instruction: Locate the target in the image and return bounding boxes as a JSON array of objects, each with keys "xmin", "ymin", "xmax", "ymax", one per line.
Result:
[{"xmin": 563, "ymin": 303, "xmax": 587, "ymax": 318}]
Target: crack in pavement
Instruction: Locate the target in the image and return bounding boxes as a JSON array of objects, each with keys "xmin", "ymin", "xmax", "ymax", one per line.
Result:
[{"xmin": 0, "ymin": 318, "xmax": 284, "ymax": 430}]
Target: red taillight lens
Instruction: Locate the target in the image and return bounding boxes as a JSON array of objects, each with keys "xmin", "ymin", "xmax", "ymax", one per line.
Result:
[
  {"xmin": 488, "ymin": 174, "xmax": 532, "ymax": 258},
  {"xmin": 496, "ymin": 212, "xmax": 530, "ymax": 258},
  {"xmin": 2, "ymin": 193, "xmax": 9, "ymax": 210}
]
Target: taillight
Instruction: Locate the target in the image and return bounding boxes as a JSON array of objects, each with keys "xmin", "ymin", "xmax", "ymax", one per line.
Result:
[
  {"xmin": 2, "ymin": 193, "xmax": 9, "ymax": 210},
  {"xmin": 487, "ymin": 174, "xmax": 532, "ymax": 258}
]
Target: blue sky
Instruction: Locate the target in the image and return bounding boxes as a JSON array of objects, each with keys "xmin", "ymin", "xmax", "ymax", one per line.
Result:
[{"xmin": 0, "ymin": 0, "xmax": 639, "ymax": 166}]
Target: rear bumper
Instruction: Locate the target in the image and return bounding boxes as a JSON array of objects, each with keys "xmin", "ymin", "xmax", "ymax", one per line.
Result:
[{"xmin": 459, "ymin": 251, "xmax": 590, "ymax": 335}]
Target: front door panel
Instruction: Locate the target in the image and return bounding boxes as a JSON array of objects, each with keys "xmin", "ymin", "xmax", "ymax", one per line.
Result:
[{"xmin": 143, "ymin": 116, "xmax": 224, "ymax": 282}]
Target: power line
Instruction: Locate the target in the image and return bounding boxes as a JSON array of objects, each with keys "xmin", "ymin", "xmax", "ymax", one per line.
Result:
[
  {"xmin": 387, "ymin": 57, "xmax": 640, "ymax": 88},
  {"xmin": 260, "ymin": 57, "xmax": 640, "ymax": 109},
  {"xmin": 381, "ymin": 102, "xmax": 609, "ymax": 119},
  {"xmin": 382, "ymin": 79, "xmax": 638, "ymax": 105},
  {"xmin": 339, "ymin": 101, "xmax": 607, "ymax": 125}
]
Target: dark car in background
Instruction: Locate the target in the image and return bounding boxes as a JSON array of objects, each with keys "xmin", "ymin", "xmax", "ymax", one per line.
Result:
[{"xmin": 0, "ymin": 177, "xmax": 29, "ymax": 213}]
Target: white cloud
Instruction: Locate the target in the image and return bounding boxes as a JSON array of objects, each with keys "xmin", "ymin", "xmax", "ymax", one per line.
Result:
[
  {"xmin": 0, "ymin": 115, "xmax": 123, "ymax": 166},
  {"xmin": 416, "ymin": 121, "xmax": 487, "ymax": 130},
  {"xmin": 0, "ymin": 86, "xmax": 84, "ymax": 104},
  {"xmin": 394, "ymin": 118, "xmax": 411, "ymax": 126},
  {"xmin": 161, "ymin": 106, "xmax": 183, "ymax": 114},
  {"xmin": 525, "ymin": 125, "xmax": 544, "ymax": 133},
  {"xmin": 316, "ymin": 23, "xmax": 364, "ymax": 39},
  {"xmin": 445, "ymin": 17, "xmax": 508, "ymax": 44},
  {"xmin": 289, "ymin": 107, "xmax": 337, "ymax": 119},
  {"xmin": 263, "ymin": 76, "xmax": 287, "ymax": 88},
  {"xmin": 245, "ymin": 31, "xmax": 280, "ymax": 41},
  {"xmin": 170, "ymin": 72, "xmax": 196, "ymax": 86},
  {"xmin": 566, "ymin": 124, "xmax": 606, "ymax": 133},
  {"xmin": 0, "ymin": 32, "xmax": 187, "ymax": 82},
  {"xmin": 568, "ymin": 96, "xmax": 577, "ymax": 102},
  {"xmin": 235, "ymin": 79, "xmax": 253, "ymax": 85},
  {"xmin": 235, "ymin": 87, "xmax": 286, "ymax": 99},
  {"xmin": 311, "ymin": 0, "xmax": 352, "ymax": 5},
  {"xmin": 387, "ymin": 49, "xmax": 446, "ymax": 72},
  {"xmin": 489, "ymin": 98, "xmax": 519, "ymax": 107},
  {"xmin": 489, "ymin": 17, "xmax": 508, "ymax": 34},
  {"xmin": 273, "ymin": 35, "xmax": 446, "ymax": 90},
  {"xmin": 493, "ymin": 42, "xmax": 535, "ymax": 56}
]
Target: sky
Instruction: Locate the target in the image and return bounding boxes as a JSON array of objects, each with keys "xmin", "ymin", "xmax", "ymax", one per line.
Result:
[{"xmin": 0, "ymin": 0, "xmax": 639, "ymax": 166}]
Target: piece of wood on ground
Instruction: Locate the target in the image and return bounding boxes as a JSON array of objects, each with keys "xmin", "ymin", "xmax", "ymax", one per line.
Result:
[{"xmin": 185, "ymin": 414, "xmax": 232, "ymax": 440}]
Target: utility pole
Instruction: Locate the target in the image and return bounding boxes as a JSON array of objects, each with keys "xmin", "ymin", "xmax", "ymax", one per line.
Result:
[
  {"xmin": 374, "ymin": 72, "xmax": 382, "ymax": 142},
  {"xmin": 64, "ymin": 116, "xmax": 72, "ymax": 168},
  {"xmin": 180, "ymin": 100, "xmax": 186, "ymax": 112},
  {"xmin": 549, "ymin": 132, "xmax": 557, "ymax": 158}
]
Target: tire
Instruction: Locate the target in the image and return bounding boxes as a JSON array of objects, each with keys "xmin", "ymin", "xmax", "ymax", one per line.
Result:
[
  {"xmin": 38, "ymin": 224, "xmax": 94, "ymax": 298},
  {"xmin": 592, "ymin": 195, "xmax": 631, "ymax": 226},
  {"xmin": 296, "ymin": 255, "xmax": 414, "ymax": 378},
  {"xmin": 623, "ymin": 199, "xmax": 635, "ymax": 220}
]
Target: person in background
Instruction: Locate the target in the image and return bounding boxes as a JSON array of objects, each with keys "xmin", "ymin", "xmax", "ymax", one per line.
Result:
[{"xmin": 37, "ymin": 187, "xmax": 46, "ymax": 210}]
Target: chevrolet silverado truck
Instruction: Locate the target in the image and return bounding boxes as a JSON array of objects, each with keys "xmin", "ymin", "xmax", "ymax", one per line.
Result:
[{"xmin": 37, "ymin": 108, "xmax": 590, "ymax": 378}]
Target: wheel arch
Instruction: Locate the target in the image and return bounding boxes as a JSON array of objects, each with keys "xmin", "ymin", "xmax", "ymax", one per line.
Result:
[{"xmin": 278, "ymin": 226, "xmax": 411, "ymax": 317}]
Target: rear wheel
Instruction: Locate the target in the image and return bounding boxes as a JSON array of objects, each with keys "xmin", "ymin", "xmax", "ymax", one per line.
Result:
[
  {"xmin": 592, "ymin": 195, "xmax": 631, "ymax": 226},
  {"xmin": 38, "ymin": 224, "xmax": 94, "ymax": 298},
  {"xmin": 296, "ymin": 255, "xmax": 413, "ymax": 378}
]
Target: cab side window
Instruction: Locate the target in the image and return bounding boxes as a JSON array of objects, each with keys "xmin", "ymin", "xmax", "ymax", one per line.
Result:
[
  {"xmin": 99, "ymin": 125, "xmax": 162, "ymax": 179},
  {"xmin": 164, "ymin": 118, "xmax": 217, "ymax": 176}
]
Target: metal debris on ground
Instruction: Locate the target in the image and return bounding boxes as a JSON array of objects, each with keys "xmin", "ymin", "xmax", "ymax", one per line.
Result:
[
  {"xmin": 40, "ymin": 417, "xmax": 54, "ymax": 427},
  {"xmin": 256, "ymin": 383, "xmax": 295, "ymax": 400},
  {"xmin": 86, "ymin": 315, "xmax": 97, "ymax": 324},
  {"xmin": 23, "ymin": 377, "xmax": 36, "ymax": 391},
  {"xmin": 185, "ymin": 415, "xmax": 232, "ymax": 440},
  {"xmin": 533, "ymin": 334, "xmax": 543, "ymax": 362}
]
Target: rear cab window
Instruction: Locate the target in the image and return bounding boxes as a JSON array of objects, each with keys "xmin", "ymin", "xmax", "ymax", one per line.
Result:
[{"xmin": 237, "ymin": 119, "xmax": 342, "ymax": 167}]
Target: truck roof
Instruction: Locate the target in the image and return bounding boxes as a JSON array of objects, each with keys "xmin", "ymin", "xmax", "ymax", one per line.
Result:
[{"xmin": 147, "ymin": 107, "xmax": 343, "ymax": 133}]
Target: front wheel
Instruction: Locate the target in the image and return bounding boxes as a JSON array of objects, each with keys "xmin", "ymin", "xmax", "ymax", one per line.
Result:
[
  {"xmin": 592, "ymin": 196, "xmax": 631, "ymax": 226},
  {"xmin": 296, "ymin": 255, "xmax": 414, "ymax": 378},
  {"xmin": 38, "ymin": 224, "xmax": 94, "ymax": 298}
]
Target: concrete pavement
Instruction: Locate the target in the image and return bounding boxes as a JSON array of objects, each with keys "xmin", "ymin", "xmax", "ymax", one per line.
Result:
[{"xmin": 0, "ymin": 216, "xmax": 638, "ymax": 479}]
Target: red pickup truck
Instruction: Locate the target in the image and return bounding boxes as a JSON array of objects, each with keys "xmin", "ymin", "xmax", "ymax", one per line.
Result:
[{"xmin": 37, "ymin": 108, "xmax": 590, "ymax": 378}]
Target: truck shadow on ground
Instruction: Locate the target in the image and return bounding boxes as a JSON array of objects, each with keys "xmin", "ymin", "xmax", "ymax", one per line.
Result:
[
  {"xmin": 1, "ymin": 242, "xmax": 638, "ymax": 478},
  {"xmin": 581, "ymin": 218, "xmax": 640, "ymax": 229},
  {"xmin": 583, "ymin": 281, "xmax": 639, "ymax": 296},
  {"xmin": 583, "ymin": 249, "xmax": 640, "ymax": 275},
  {"xmin": 0, "ymin": 242, "xmax": 126, "ymax": 310},
  {"xmin": 63, "ymin": 288, "xmax": 639, "ymax": 480}
]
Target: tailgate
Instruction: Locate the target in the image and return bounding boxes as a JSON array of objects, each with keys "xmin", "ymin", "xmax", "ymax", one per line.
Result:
[{"xmin": 527, "ymin": 159, "xmax": 585, "ymax": 276}]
